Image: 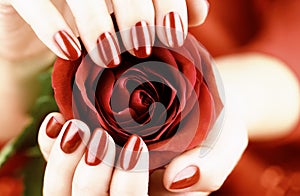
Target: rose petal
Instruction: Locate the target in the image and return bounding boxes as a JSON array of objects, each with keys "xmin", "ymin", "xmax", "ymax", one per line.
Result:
[
  {"xmin": 147, "ymin": 83, "xmax": 215, "ymax": 168},
  {"xmin": 52, "ymin": 56, "xmax": 81, "ymax": 119},
  {"xmin": 52, "ymin": 34, "xmax": 224, "ymax": 171}
]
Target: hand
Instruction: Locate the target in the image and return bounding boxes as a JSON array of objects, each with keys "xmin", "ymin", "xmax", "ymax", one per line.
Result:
[
  {"xmin": 38, "ymin": 113, "xmax": 150, "ymax": 196},
  {"xmin": 149, "ymin": 101, "xmax": 248, "ymax": 195},
  {"xmin": 0, "ymin": 0, "xmax": 209, "ymax": 67},
  {"xmin": 38, "ymin": 106, "xmax": 247, "ymax": 195}
]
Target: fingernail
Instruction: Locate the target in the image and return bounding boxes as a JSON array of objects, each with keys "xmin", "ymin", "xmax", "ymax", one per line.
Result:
[
  {"xmin": 54, "ymin": 30, "xmax": 81, "ymax": 61},
  {"xmin": 85, "ymin": 129, "xmax": 108, "ymax": 166},
  {"xmin": 97, "ymin": 32, "xmax": 121, "ymax": 68},
  {"xmin": 131, "ymin": 21, "xmax": 152, "ymax": 58},
  {"xmin": 163, "ymin": 12, "xmax": 184, "ymax": 47},
  {"xmin": 170, "ymin": 165, "xmax": 200, "ymax": 190},
  {"xmin": 119, "ymin": 135, "xmax": 143, "ymax": 170},
  {"xmin": 60, "ymin": 121, "xmax": 84, "ymax": 154},
  {"xmin": 46, "ymin": 116, "xmax": 63, "ymax": 139}
]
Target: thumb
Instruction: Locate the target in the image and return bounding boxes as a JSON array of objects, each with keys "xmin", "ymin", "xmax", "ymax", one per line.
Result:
[{"xmin": 163, "ymin": 107, "xmax": 248, "ymax": 193}]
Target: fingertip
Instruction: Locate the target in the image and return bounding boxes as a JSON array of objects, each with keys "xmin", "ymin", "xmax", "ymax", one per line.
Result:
[
  {"xmin": 65, "ymin": 0, "xmax": 122, "ymax": 67},
  {"xmin": 112, "ymin": 0, "xmax": 155, "ymax": 58},
  {"xmin": 45, "ymin": 113, "xmax": 65, "ymax": 139},
  {"xmin": 53, "ymin": 30, "xmax": 82, "ymax": 61},
  {"xmin": 130, "ymin": 21, "xmax": 154, "ymax": 58},
  {"xmin": 117, "ymin": 135, "xmax": 149, "ymax": 172},
  {"xmin": 118, "ymin": 20, "xmax": 155, "ymax": 59},
  {"xmin": 168, "ymin": 165, "xmax": 200, "ymax": 190},
  {"xmin": 95, "ymin": 32, "xmax": 121, "ymax": 68},
  {"xmin": 84, "ymin": 128, "xmax": 116, "ymax": 167},
  {"xmin": 72, "ymin": 128, "xmax": 115, "ymax": 195},
  {"xmin": 186, "ymin": 0, "xmax": 210, "ymax": 27},
  {"xmin": 38, "ymin": 112, "xmax": 65, "ymax": 161},
  {"xmin": 39, "ymin": 113, "xmax": 65, "ymax": 134},
  {"xmin": 163, "ymin": 11, "xmax": 186, "ymax": 47},
  {"xmin": 153, "ymin": 0, "xmax": 188, "ymax": 48},
  {"xmin": 162, "ymin": 148, "xmax": 203, "ymax": 192},
  {"xmin": 110, "ymin": 135, "xmax": 149, "ymax": 196},
  {"xmin": 59, "ymin": 119, "xmax": 91, "ymax": 154}
]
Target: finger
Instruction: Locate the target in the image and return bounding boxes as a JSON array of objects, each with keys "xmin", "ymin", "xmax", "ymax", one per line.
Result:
[
  {"xmin": 43, "ymin": 120, "xmax": 90, "ymax": 196},
  {"xmin": 10, "ymin": 0, "xmax": 81, "ymax": 60},
  {"xmin": 152, "ymin": 0, "xmax": 188, "ymax": 47},
  {"xmin": 163, "ymin": 107, "xmax": 248, "ymax": 193},
  {"xmin": 110, "ymin": 135, "xmax": 149, "ymax": 196},
  {"xmin": 72, "ymin": 128, "xmax": 116, "ymax": 196},
  {"xmin": 38, "ymin": 112, "xmax": 65, "ymax": 161},
  {"xmin": 66, "ymin": 0, "xmax": 121, "ymax": 68},
  {"xmin": 112, "ymin": 0, "xmax": 155, "ymax": 58},
  {"xmin": 186, "ymin": 0, "xmax": 209, "ymax": 26}
]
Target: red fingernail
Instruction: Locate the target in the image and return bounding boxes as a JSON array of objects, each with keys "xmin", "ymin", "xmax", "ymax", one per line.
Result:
[
  {"xmin": 131, "ymin": 21, "xmax": 152, "ymax": 58},
  {"xmin": 170, "ymin": 166, "xmax": 200, "ymax": 189},
  {"xmin": 46, "ymin": 116, "xmax": 63, "ymax": 138},
  {"xmin": 163, "ymin": 12, "xmax": 184, "ymax": 47},
  {"xmin": 60, "ymin": 121, "xmax": 84, "ymax": 154},
  {"xmin": 119, "ymin": 135, "xmax": 143, "ymax": 170},
  {"xmin": 97, "ymin": 32, "xmax": 121, "ymax": 68},
  {"xmin": 85, "ymin": 128, "xmax": 108, "ymax": 166},
  {"xmin": 54, "ymin": 30, "xmax": 81, "ymax": 61}
]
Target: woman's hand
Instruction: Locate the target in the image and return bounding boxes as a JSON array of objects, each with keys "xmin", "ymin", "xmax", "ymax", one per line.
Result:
[
  {"xmin": 0, "ymin": 0, "xmax": 209, "ymax": 67},
  {"xmin": 38, "ymin": 113, "xmax": 150, "ymax": 196},
  {"xmin": 149, "ymin": 99, "xmax": 248, "ymax": 195},
  {"xmin": 38, "ymin": 107, "xmax": 247, "ymax": 195}
]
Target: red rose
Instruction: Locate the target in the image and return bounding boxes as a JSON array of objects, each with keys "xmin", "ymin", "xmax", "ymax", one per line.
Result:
[{"xmin": 52, "ymin": 34, "xmax": 224, "ymax": 169}]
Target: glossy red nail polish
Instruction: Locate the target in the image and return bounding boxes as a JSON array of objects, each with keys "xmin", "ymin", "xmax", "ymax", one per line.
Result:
[
  {"xmin": 170, "ymin": 165, "xmax": 200, "ymax": 189},
  {"xmin": 131, "ymin": 21, "xmax": 152, "ymax": 58},
  {"xmin": 85, "ymin": 129, "xmax": 108, "ymax": 166},
  {"xmin": 46, "ymin": 116, "xmax": 63, "ymax": 139},
  {"xmin": 119, "ymin": 135, "xmax": 143, "ymax": 170},
  {"xmin": 97, "ymin": 32, "xmax": 121, "ymax": 68},
  {"xmin": 54, "ymin": 30, "xmax": 81, "ymax": 61},
  {"xmin": 60, "ymin": 121, "xmax": 84, "ymax": 154},
  {"xmin": 163, "ymin": 12, "xmax": 184, "ymax": 47}
]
